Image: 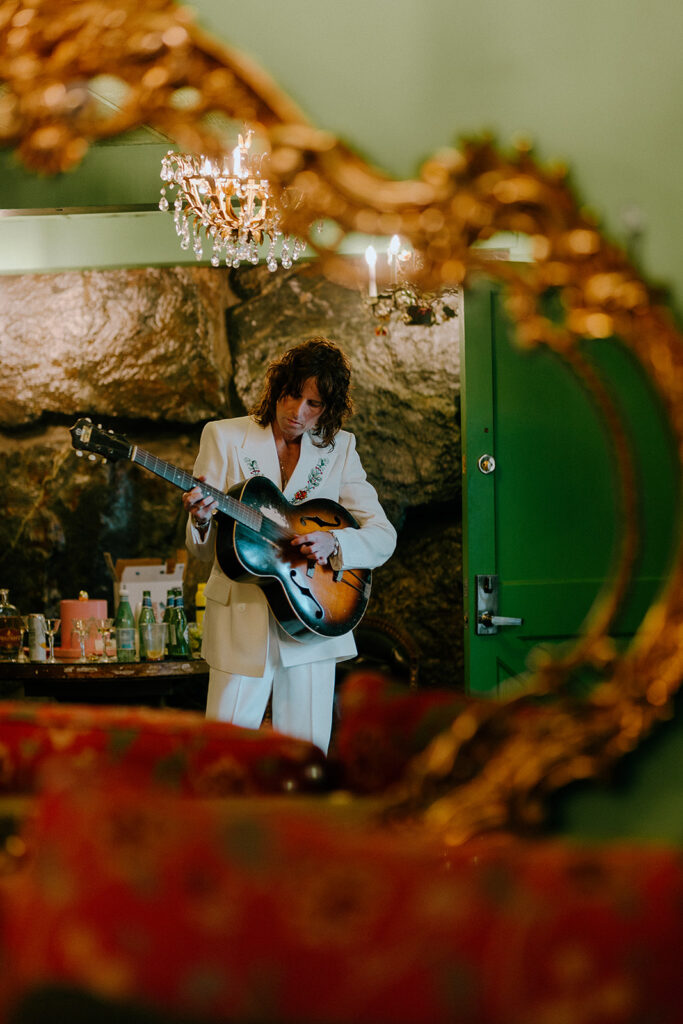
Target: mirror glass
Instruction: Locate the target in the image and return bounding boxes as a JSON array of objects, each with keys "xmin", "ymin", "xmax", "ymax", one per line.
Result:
[{"xmin": 0, "ymin": 2, "xmax": 681, "ymax": 838}]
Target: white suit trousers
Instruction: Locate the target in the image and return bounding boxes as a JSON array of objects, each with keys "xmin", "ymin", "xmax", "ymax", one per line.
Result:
[{"xmin": 205, "ymin": 616, "xmax": 336, "ymax": 754}]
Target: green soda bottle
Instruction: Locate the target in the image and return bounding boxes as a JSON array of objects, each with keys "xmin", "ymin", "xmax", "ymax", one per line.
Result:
[
  {"xmin": 138, "ymin": 589, "xmax": 156, "ymax": 661},
  {"xmin": 171, "ymin": 588, "xmax": 191, "ymax": 660},
  {"xmin": 114, "ymin": 585, "xmax": 136, "ymax": 663},
  {"xmin": 162, "ymin": 589, "xmax": 176, "ymax": 657}
]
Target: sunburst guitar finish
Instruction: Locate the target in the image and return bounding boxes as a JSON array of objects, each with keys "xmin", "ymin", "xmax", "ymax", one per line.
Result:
[
  {"xmin": 216, "ymin": 476, "xmax": 371, "ymax": 642},
  {"xmin": 68, "ymin": 418, "xmax": 371, "ymax": 644}
]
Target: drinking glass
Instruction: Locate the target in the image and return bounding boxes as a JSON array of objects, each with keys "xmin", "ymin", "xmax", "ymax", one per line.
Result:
[
  {"xmin": 140, "ymin": 623, "xmax": 167, "ymax": 662},
  {"xmin": 43, "ymin": 619, "xmax": 61, "ymax": 663},
  {"xmin": 97, "ymin": 617, "xmax": 115, "ymax": 662},
  {"xmin": 17, "ymin": 616, "xmax": 29, "ymax": 663},
  {"xmin": 71, "ymin": 617, "xmax": 89, "ymax": 662},
  {"xmin": 86, "ymin": 617, "xmax": 100, "ymax": 661}
]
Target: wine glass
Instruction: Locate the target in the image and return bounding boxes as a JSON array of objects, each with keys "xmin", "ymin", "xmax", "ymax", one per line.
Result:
[
  {"xmin": 43, "ymin": 618, "xmax": 61, "ymax": 663},
  {"xmin": 17, "ymin": 615, "xmax": 29, "ymax": 663},
  {"xmin": 85, "ymin": 617, "xmax": 100, "ymax": 661},
  {"xmin": 71, "ymin": 617, "xmax": 89, "ymax": 663},
  {"xmin": 96, "ymin": 617, "xmax": 115, "ymax": 662}
]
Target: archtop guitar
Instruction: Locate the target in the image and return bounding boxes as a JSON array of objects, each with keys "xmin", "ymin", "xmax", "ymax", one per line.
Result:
[{"xmin": 70, "ymin": 418, "xmax": 371, "ymax": 643}]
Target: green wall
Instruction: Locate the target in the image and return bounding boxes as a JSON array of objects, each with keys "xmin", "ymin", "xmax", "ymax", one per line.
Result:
[
  {"xmin": 195, "ymin": 0, "xmax": 683, "ymax": 307},
  {"xmin": 0, "ymin": 0, "xmax": 681, "ymax": 307}
]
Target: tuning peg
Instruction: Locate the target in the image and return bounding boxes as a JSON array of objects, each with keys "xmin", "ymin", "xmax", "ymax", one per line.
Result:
[
  {"xmin": 75, "ymin": 450, "xmax": 83, "ymax": 458},
  {"xmin": 97, "ymin": 423, "xmax": 102, "ymax": 428},
  {"xmin": 87, "ymin": 454, "xmax": 97, "ymax": 462}
]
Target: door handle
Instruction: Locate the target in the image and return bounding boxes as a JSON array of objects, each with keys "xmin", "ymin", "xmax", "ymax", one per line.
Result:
[
  {"xmin": 478, "ymin": 612, "xmax": 523, "ymax": 629},
  {"xmin": 475, "ymin": 574, "xmax": 525, "ymax": 635}
]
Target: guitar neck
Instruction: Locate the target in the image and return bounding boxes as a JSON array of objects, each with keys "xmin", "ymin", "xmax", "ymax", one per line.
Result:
[{"xmin": 131, "ymin": 446, "xmax": 261, "ymax": 531}]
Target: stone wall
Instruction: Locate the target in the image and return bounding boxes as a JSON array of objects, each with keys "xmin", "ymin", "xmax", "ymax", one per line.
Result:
[{"xmin": 0, "ymin": 263, "xmax": 463, "ymax": 688}]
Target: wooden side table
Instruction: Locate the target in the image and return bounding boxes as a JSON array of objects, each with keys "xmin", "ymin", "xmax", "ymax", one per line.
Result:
[{"xmin": 0, "ymin": 658, "xmax": 209, "ymax": 708}]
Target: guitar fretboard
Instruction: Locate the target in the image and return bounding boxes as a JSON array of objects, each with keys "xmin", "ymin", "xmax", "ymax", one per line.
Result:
[{"xmin": 132, "ymin": 446, "xmax": 264, "ymax": 533}]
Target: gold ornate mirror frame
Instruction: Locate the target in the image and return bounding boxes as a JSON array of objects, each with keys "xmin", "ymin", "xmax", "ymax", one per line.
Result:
[{"xmin": 1, "ymin": 0, "xmax": 681, "ymax": 842}]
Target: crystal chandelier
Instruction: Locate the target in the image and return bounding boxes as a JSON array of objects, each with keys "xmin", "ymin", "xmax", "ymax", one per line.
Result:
[{"xmin": 159, "ymin": 130, "xmax": 305, "ymax": 271}]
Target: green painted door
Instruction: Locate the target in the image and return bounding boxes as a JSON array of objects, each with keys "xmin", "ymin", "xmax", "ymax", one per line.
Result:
[{"xmin": 461, "ymin": 283, "xmax": 679, "ymax": 696}]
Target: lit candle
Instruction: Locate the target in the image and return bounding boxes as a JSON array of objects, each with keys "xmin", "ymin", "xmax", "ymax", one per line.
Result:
[
  {"xmin": 364, "ymin": 245, "xmax": 378, "ymax": 298},
  {"xmin": 232, "ymin": 144, "xmax": 242, "ymax": 177},
  {"xmin": 387, "ymin": 234, "xmax": 401, "ymax": 284}
]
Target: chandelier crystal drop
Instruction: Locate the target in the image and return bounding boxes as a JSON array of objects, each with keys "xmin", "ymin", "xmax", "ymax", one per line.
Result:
[{"xmin": 159, "ymin": 130, "xmax": 306, "ymax": 272}]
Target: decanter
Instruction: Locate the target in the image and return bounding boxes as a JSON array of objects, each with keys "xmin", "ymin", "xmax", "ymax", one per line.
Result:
[{"xmin": 0, "ymin": 589, "xmax": 23, "ymax": 661}]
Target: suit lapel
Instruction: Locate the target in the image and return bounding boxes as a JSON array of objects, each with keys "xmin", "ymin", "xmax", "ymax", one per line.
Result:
[
  {"xmin": 237, "ymin": 420, "xmax": 279, "ymax": 484},
  {"xmin": 286, "ymin": 431, "xmax": 333, "ymax": 503},
  {"xmin": 237, "ymin": 420, "xmax": 334, "ymax": 500}
]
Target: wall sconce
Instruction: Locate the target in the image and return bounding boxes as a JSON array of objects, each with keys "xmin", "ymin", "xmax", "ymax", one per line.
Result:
[{"xmin": 364, "ymin": 236, "xmax": 458, "ymax": 326}]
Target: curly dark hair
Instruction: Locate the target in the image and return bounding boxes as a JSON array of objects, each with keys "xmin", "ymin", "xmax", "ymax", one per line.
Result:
[{"xmin": 251, "ymin": 337, "xmax": 353, "ymax": 448}]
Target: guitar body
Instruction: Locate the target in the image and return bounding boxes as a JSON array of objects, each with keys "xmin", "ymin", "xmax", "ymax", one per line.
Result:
[
  {"xmin": 214, "ymin": 476, "xmax": 371, "ymax": 643},
  {"xmin": 68, "ymin": 419, "xmax": 372, "ymax": 643}
]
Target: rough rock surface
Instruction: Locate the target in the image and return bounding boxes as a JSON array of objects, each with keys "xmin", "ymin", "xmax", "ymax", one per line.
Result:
[
  {"xmin": 0, "ymin": 427, "xmax": 198, "ymax": 618},
  {"xmin": 0, "ymin": 267, "xmax": 233, "ymax": 427},
  {"xmin": 369, "ymin": 508, "xmax": 464, "ymax": 685}
]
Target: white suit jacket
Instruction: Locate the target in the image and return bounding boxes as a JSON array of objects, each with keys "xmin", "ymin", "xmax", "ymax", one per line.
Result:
[{"xmin": 186, "ymin": 416, "xmax": 397, "ymax": 677}]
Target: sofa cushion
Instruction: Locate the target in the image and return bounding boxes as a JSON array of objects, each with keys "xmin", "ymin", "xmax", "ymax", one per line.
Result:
[
  {"xmin": 0, "ymin": 701, "xmax": 328, "ymax": 796},
  {"xmin": 331, "ymin": 671, "xmax": 470, "ymax": 791}
]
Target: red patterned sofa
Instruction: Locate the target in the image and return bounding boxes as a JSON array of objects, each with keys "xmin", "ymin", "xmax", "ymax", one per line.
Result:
[
  {"xmin": 0, "ymin": 699, "xmax": 328, "ymax": 798},
  {"xmin": 0, "ymin": 676, "xmax": 681, "ymax": 1024},
  {"xmin": 1, "ymin": 773, "xmax": 681, "ymax": 1024}
]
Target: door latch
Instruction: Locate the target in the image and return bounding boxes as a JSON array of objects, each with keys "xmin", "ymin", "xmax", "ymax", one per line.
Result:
[{"xmin": 475, "ymin": 574, "xmax": 524, "ymax": 635}]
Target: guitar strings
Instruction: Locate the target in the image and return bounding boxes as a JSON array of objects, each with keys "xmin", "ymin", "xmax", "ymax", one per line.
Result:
[
  {"xmin": 135, "ymin": 449, "xmax": 264, "ymax": 533},
  {"xmin": 137, "ymin": 447, "xmax": 368, "ymax": 589}
]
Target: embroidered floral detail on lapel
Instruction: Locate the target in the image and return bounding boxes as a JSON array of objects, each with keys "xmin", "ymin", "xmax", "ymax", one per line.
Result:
[
  {"xmin": 293, "ymin": 458, "xmax": 329, "ymax": 504},
  {"xmin": 243, "ymin": 457, "xmax": 261, "ymax": 478}
]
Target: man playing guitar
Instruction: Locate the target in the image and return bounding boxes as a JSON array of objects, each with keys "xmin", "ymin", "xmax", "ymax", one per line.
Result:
[{"xmin": 183, "ymin": 337, "xmax": 396, "ymax": 754}]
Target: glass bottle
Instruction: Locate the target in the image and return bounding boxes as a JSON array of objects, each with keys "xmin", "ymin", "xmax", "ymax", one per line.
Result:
[
  {"xmin": 195, "ymin": 582, "xmax": 206, "ymax": 634},
  {"xmin": 137, "ymin": 589, "xmax": 156, "ymax": 660},
  {"xmin": 114, "ymin": 585, "xmax": 136, "ymax": 663},
  {"xmin": 170, "ymin": 588, "xmax": 191, "ymax": 660},
  {"xmin": 0, "ymin": 589, "xmax": 23, "ymax": 662},
  {"xmin": 162, "ymin": 589, "xmax": 176, "ymax": 657}
]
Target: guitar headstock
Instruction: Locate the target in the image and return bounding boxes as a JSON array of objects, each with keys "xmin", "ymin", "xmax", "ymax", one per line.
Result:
[{"xmin": 70, "ymin": 418, "xmax": 132, "ymax": 463}]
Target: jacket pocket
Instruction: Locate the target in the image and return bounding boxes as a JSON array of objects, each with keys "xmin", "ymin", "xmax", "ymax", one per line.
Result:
[{"xmin": 203, "ymin": 573, "xmax": 232, "ymax": 606}]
